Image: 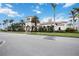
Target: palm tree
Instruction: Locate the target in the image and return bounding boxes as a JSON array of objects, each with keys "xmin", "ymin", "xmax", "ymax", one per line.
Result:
[
  {"xmin": 0, "ymin": 23, "xmax": 1, "ymax": 30},
  {"xmin": 3, "ymin": 19, "xmax": 8, "ymax": 25},
  {"xmin": 0, "ymin": 23, "xmax": 1, "ymax": 25},
  {"xmin": 20, "ymin": 20, "xmax": 25, "ymax": 31},
  {"xmin": 74, "ymin": 8, "xmax": 79, "ymax": 13},
  {"xmin": 3, "ymin": 19, "xmax": 9, "ymax": 31},
  {"xmin": 70, "ymin": 10, "xmax": 76, "ymax": 28},
  {"xmin": 9, "ymin": 19, "xmax": 14, "ymax": 31},
  {"xmin": 51, "ymin": 3, "xmax": 57, "ymax": 26},
  {"xmin": 74, "ymin": 8, "xmax": 79, "ymax": 20},
  {"xmin": 75, "ymin": 14, "xmax": 79, "ymax": 19},
  {"xmin": 9, "ymin": 19, "xmax": 14, "ymax": 24},
  {"xmin": 20, "ymin": 20, "xmax": 25, "ymax": 25},
  {"xmin": 31, "ymin": 16, "xmax": 40, "ymax": 31}
]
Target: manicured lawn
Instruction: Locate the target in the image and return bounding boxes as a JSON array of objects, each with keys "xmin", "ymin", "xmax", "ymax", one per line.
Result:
[
  {"xmin": 28, "ymin": 32, "xmax": 79, "ymax": 38},
  {"xmin": 0, "ymin": 31, "xmax": 79, "ymax": 38}
]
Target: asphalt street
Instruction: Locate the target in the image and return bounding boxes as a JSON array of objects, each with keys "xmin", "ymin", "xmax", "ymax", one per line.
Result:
[{"xmin": 0, "ymin": 32, "xmax": 79, "ymax": 56}]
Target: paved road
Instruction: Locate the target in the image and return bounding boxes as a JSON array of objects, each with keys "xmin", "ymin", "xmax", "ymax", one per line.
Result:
[{"xmin": 0, "ymin": 32, "xmax": 79, "ymax": 56}]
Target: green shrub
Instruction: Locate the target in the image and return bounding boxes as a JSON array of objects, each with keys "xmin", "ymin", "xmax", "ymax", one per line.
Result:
[
  {"xmin": 38, "ymin": 25, "xmax": 54, "ymax": 32},
  {"xmin": 42, "ymin": 26, "xmax": 47, "ymax": 32},
  {"xmin": 65, "ymin": 28, "xmax": 77, "ymax": 32},
  {"xmin": 38, "ymin": 26, "xmax": 43, "ymax": 32}
]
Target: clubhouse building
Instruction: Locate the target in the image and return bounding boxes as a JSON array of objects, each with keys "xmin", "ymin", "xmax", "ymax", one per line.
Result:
[{"xmin": 25, "ymin": 16, "xmax": 79, "ymax": 32}]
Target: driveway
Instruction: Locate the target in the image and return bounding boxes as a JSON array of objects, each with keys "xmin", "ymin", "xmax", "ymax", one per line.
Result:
[{"xmin": 0, "ymin": 32, "xmax": 79, "ymax": 56}]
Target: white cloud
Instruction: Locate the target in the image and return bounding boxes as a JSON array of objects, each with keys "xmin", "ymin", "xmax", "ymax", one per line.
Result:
[
  {"xmin": 38, "ymin": 3, "xmax": 45, "ymax": 5},
  {"xmin": 0, "ymin": 3, "xmax": 2, "ymax": 7},
  {"xmin": 5, "ymin": 4, "xmax": 12, "ymax": 8},
  {"xmin": 55, "ymin": 13, "xmax": 70, "ymax": 22},
  {"xmin": 38, "ymin": 3, "xmax": 48, "ymax": 6},
  {"xmin": 33, "ymin": 9, "xmax": 41, "ymax": 14},
  {"xmin": 41, "ymin": 17, "xmax": 52, "ymax": 23},
  {"xmin": 56, "ymin": 16, "xmax": 69, "ymax": 22},
  {"xmin": 63, "ymin": 3, "xmax": 75, "ymax": 8},
  {"xmin": 0, "ymin": 4, "xmax": 23, "ymax": 17},
  {"xmin": 0, "ymin": 7, "xmax": 21, "ymax": 17},
  {"xmin": 32, "ymin": 3, "xmax": 45, "ymax": 14},
  {"xmin": 41, "ymin": 14, "xmax": 70, "ymax": 23},
  {"xmin": 36, "ymin": 6, "xmax": 40, "ymax": 9}
]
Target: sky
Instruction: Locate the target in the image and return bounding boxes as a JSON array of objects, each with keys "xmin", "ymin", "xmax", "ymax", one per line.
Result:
[{"xmin": 0, "ymin": 3, "xmax": 79, "ymax": 24}]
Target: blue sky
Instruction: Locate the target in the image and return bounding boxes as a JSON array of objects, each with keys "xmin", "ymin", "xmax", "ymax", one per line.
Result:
[{"xmin": 0, "ymin": 3, "xmax": 79, "ymax": 24}]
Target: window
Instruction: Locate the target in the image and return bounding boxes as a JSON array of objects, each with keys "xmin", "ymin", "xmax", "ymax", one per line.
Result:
[{"xmin": 27, "ymin": 18, "xmax": 30, "ymax": 20}]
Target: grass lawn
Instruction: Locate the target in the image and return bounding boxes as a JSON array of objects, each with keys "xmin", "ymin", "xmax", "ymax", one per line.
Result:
[
  {"xmin": 0, "ymin": 31, "xmax": 79, "ymax": 38},
  {"xmin": 28, "ymin": 32, "xmax": 79, "ymax": 38}
]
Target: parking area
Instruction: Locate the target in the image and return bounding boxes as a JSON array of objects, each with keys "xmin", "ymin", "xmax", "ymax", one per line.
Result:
[{"xmin": 0, "ymin": 32, "xmax": 79, "ymax": 56}]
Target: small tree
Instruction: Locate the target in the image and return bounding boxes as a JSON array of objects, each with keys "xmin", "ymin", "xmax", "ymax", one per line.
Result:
[
  {"xmin": 20, "ymin": 20, "xmax": 25, "ymax": 31},
  {"xmin": 31, "ymin": 16, "xmax": 40, "ymax": 32},
  {"xmin": 9, "ymin": 19, "xmax": 14, "ymax": 31},
  {"xmin": 3, "ymin": 19, "xmax": 9, "ymax": 31}
]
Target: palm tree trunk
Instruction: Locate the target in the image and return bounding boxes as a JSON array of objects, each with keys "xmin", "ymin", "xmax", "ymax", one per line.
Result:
[
  {"xmin": 51, "ymin": 3, "xmax": 56, "ymax": 31},
  {"xmin": 35, "ymin": 22, "xmax": 37, "ymax": 32},
  {"xmin": 72, "ymin": 15, "xmax": 75, "ymax": 29},
  {"xmin": 54, "ymin": 8, "xmax": 56, "ymax": 26}
]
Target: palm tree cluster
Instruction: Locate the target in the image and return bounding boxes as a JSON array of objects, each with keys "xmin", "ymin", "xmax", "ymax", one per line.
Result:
[
  {"xmin": 2, "ymin": 19, "xmax": 25, "ymax": 32},
  {"xmin": 2, "ymin": 19, "xmax": 14, "ymax": 31},
  {"xmin": 70, "ymin": 8, "xmax": 79, "ymax": 29}
]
